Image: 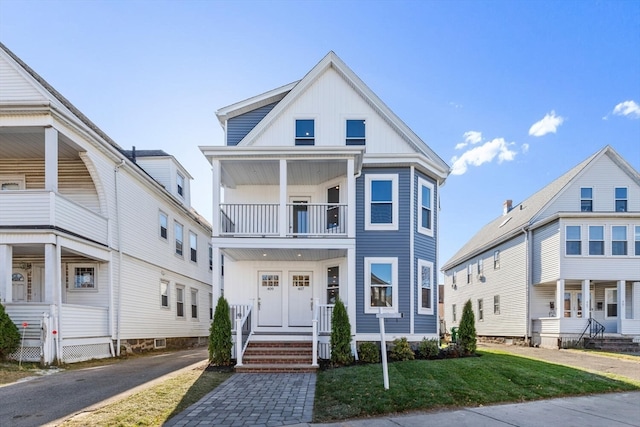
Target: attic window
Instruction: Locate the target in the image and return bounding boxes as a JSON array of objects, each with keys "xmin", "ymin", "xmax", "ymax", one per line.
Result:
[
  {"xmin": 499, "ymin": 217, "xmax": 512, "ymax": 228},
  {"xmin": 346, "ymin": 119, "xmax": 365, "ymax": 145},
  {"xmin": 177, "ymin": 173, "xmax": 185, "ymax": 197},
  {"xmin": 295, "ymin": 119, "xmax": 315, "ymax": 145}
]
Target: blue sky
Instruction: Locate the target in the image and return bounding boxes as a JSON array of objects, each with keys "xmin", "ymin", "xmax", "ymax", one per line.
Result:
[{"xmin": 2, "ymin": 0, "xmax": 639, "ymax": 278}]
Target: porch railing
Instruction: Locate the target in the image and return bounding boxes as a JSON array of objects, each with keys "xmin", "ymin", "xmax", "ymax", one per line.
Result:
[
  {"xmin": 230, "ymin": 304, "xmax": 253, "ymax": 366},
  {"xmin": 219, "ymin": 203, "xmax": 347, "ymax": 237},
  {"xmin": 578, "ymin": 317, "xmax": 605, "ymax": 346}
]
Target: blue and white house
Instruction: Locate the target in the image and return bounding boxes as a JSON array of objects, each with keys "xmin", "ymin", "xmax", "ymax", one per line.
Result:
[{"xmin": 200, "ymin": 52, "xmax": 450, "ymax": 363}]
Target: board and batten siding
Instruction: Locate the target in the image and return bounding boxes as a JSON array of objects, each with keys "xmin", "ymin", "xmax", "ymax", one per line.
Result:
[
  {"xmin": 532, "ymin": 220, "xmax": 560, "ymax": 284},
  {"xmin": 0, "ymin": 53, "xmax": 47, "ymax": 102},
  {"xmin": 355, "ymin": 167, "xmax": 411, "ymax": 334},
  {"xmin": 445, "ymin": 235, "xmax": 528, "ymax": 337},
  {"xmin": 413, "ymin": 170, "xmax": 438, "ymax": 334},
  {"xmin": 227, "ymin": 102, "xmax": 279, "ymax": 146}
]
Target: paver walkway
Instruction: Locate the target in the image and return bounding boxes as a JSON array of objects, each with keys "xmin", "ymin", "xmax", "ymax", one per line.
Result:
[{"xmin": 164, "ymin": 372, "xmax": 316, "ymax": 427}]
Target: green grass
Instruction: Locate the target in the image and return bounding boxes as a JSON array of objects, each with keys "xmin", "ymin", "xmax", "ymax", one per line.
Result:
[{"xmin": 313, "ymin": 350, "xmax": 640, "ymax": 422}]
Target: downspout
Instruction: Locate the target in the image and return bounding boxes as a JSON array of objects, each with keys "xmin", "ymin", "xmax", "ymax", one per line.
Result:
[
  {"xmin": 114, "ymin": 160, "xmax": 125, "ymax": 356},
  {"xmin": 522, "ymin": 226, "xmax": 531, "ymax": 345}
]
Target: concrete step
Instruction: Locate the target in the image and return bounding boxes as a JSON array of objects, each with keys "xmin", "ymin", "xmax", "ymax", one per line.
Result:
[{"xmin": 235, "ymin": 363, "xmax": 318, "ymax": 373}]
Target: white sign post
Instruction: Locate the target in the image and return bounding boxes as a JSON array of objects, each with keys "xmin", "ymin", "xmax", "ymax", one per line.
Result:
[{"xmin": 377, "ymin": 309, "xmax": 402, "ymax": 390}]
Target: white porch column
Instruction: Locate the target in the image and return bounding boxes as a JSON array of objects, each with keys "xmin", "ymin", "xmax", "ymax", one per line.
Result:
[
  {"xmin": 279, "ymin": 159, "xmax": 287, "ymax": 237},
  {"xmin": 347, "ymin": 246, "xmax": 356, "ymax": 338},
  {"xmin": 556, "ymin": 279, "xmax": 564, "ymax": 318},
  {"xmin": 212, "ymin": 246, "xmax": 221, "ymax": 302},
  {"xmin": 582, "ymin": 280, "xmax": 590, "ymax": 318},
  {"xmin": 211, "ymin": 159, "xmax": 221, "ymax": 237},
  {"xmin": 44, "ymin": 243, "xmax": 56, "ymax": 303},
  {"xmin": 633, "ymin": 282, "xmax": 640, "ymax": 320},
  {"xmin": 0, "ymin": 245, "xmax": 13, "ymax": 302},
  {"xmin": 45, "ymin": 127, "xmax": 59, "ymax": 192},
  {"xmin": 347, "ymin": 158, "xmax": 355, "ymax": 239},
  {"xmin": 617, "ymin": 280, "xmax": 625, "ymax": 332}
]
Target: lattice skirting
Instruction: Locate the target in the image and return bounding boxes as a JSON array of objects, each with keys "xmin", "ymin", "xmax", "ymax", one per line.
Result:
[
  {"xmin": 62, "ymin": 342, "xmax": 112, "ymax": 363},
  {"xmin": 8, "ymin": 346, "xmax": 41, "ymax": 362}
]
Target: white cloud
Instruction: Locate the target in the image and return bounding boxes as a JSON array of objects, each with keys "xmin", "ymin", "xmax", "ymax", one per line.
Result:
[
  {"xmin": 451, "ymin": 138, "xmax": 517, "ymax": 175},
  {"xmin": 528, "ymin": 111, "xmax": 564, "ymax": 137},
  {"xmin": 454, "ymin": 130, "xmax": 482, "ymax": 150},
  {"xmin": 521, "ymin": 143, "xmax": 530, "ymax": 153},
  {"xmin": 612, "ymin": 100, "xmax": 640, "ymax": 119}
]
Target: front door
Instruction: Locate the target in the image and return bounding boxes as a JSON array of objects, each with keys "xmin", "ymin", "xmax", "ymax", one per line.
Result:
[
  {"xmin": 12, "ymin": 269, "xmax": 26, "ymax": 302},
  {"xmin": 289, "ymin": 272, "xmax": 313, "ymax": 326},
  {"xmin": 258, "ymin": 272, "xmax": 282, "ymax": 326}
]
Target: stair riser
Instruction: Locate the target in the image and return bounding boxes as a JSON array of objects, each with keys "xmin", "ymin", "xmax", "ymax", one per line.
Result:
[
  {"xmin": 245, "ymin": 350, "xmax": 312, "ymax": 356},
  {"xmin": 236, "ymin": 367, "xmax": 317, "ymax": 373}
]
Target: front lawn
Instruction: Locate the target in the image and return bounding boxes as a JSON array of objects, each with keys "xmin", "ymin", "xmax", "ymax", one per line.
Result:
[{"xmin": 313, "ymin": 349, "xmax": 640, "ymax": 422}]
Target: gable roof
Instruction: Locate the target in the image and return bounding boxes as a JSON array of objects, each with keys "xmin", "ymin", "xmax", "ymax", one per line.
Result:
[
  {"xmin": 442, "ymin": 145, "xmax": 640, "ymax": 270},
  {"xmin": 216, "ymin": 51, "xmax": 449, "ymax": 179}
]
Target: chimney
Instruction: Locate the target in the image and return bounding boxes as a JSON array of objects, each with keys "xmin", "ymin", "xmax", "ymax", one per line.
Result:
[
  {"xmin": 132, "ymin": 146, "xmax": 136, "ymax": 163},
  {"xmin": 503, "ymin": 199, "xmax": 513, "ymax": 216}
]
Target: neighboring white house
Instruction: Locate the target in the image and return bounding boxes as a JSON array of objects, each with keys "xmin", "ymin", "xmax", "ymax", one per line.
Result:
[
  {"xmin": 200, "ymin": 51, "xmax": 450, "ymax": 366},
  {"xmin": 0, "ymin": 42, "xmax": 213, "ymax": 364},
  {"xmin": 442, "ymin": 146, "xmax": 640, "ymax": 348}
]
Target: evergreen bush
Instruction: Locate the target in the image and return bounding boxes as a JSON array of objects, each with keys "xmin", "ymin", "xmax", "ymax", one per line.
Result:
[
  {"xmin": 357, "ymin": 341, "xmax": 380, "ymax": 364},
  {"xmin": 330, "ymin": 297, "xmax": 353, "ymax": 366},
  {"xmin": 417, "ymin": 338, "xmax": 440, "ymax": 359},
  {"xmin": 209, "ymin": 296, "xmax": 232, "ymax": 366},
  {"xmin": 0, "ymin": 303, "xmax": 20, "ymax": 361},
  {"xmin": 458, "ymin": 299, "xmax": 477, "ymax": 355},
  {"xmin": 389, "ymin": 337, "xmax": 415, "ymax": 361}
]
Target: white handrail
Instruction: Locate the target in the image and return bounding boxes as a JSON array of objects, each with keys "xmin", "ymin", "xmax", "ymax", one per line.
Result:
[{"xmin": 312, "ymin": 298, "xmax": 320, "ymax": 367}]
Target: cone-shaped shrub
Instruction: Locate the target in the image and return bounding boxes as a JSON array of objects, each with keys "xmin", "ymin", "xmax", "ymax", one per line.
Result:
[
  {"xmin": 330, "ymin": 297, "xmax": 353, "ymax": 366},
  {"xmin": 458, "ymin": 299, "xmax": 477, "ymax": 355},
  {"xmin": 209, "ymin": 296, "xmax": 232, "ymax": 366},
  {"xmin": 0, "ymin": 304, "xmax": 20, "ymax": 361}
]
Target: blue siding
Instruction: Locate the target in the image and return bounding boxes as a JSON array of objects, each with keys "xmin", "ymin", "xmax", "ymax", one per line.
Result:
[
  {"xmin": 355, "ymin": 167, "xmax": 412, "ymax": 334},
  {"xmin": 226, "ymin": 102, "xmax": 278, "ymax": 146},
  {"xmin": 414, "ymin": 171, "xmax": 438, "ymax": 334}
]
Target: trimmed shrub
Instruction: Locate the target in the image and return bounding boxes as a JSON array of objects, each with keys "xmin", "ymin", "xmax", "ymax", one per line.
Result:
[
  {"xmin": 458, "ymin": 299, "xmax": 477, "ymax": 355},
  {"xmin": 209, "ymin": 296, "xmax": 232, "ymax": 366},
  {"xmin": 417, "ymin": 338, "xmax": 440, "ymax": 359},
  {"xmin": 389, "ymin": 337, "xmax": 415, "ymax": 361},
  {"xmin": 358, "ymin": 341, "xmax": 380, "ymax": 364},
  {"xmin": 330, "ymin": 297, "xmax": 353, "ymax": 366},
  {"xmin": 0, "ymin": 304, "xmax": 20, "ymax": 361}
]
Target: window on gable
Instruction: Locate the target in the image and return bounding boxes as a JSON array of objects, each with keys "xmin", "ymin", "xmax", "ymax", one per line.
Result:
[
  {"xmin": 418, "ymin": 260, "xmax": 433, "ymax": 314},
  {"xmin": 418, "ymin": 178, "xmax": 433, "ymax": 236},
  {"xmin": 478, "ymin": 299, "xmax": 484, "ymax": 321},
  {"xmin": 160, "ymin": 280, "xmax": 169, "ymax": 308},
  {"xmin": 494, "ymin": 250, "xmax": 500, "ymax": 269},
  {"xmin": 566, "ymin": 225, "xmax": 582, "ymax": 255},
  {"xmin": 295, "ymin": 119, "xmax": 315, "ymax": 145},
  {"xmin": 346, "ymin": 119, "xmax": 365, "ymax": 145},
  {"xmin": 588, "ymin": 225, "xmax": 604, "ymax": 255},
  {"xmin": 365, "ymin": 258, "xmax": 398, "ymax": 313},
  {"xmin": 612, "ymin": 225, "xmax": 627, "ymax": 256},
  {"xmin": 159, "ymin": 212, "xmax": 168, "ymax": 240},
  {"xmin": 191, "ymin": 289, "xmax": 198, "ymax": 319},
  {"xmin": 494, "ymin": 295, "xmax": 500, "ymax": 315},
  {"xmin": 615, "ymin": 187, "xmax": 627, "ymax": 212},
  {"xmin": 580, "ymin": 187, "xmax": 593, "ymax": 212},
  {"xmin": 189, "ymin": 231, "xmax": 197, "ymax": 262},
  {"xmin": 175, "ymin": 222, "xmax": 184, "ymax": 256},
  {"xmin": 365, "ymin": 174, "xmax": 398, "ymax": 230},
  {"xmin": 177, "ymin": 173, "xmax": 185, "ymax": 197},
  {"xmin": 176, "ymin": 285, "xmax": 185, "ymax": 318},
  {"xmin": 635, "ymin": 226, "xmax": 640, "ymax": 256}
]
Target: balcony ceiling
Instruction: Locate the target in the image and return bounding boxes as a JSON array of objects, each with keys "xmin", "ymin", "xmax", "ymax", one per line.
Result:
[
  {"xmin": 221, "ymin": 159, "xmax": 347, "ymax": 188},
  {"xmin": 223, "ymin": 248, "xmax": 347, "ymax": 262},
  {"xmin": 0, "ymin": 127, "xmax": 82, "ymax": 159}
]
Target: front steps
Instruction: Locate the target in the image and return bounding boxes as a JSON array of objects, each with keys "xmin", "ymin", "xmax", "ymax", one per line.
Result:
[
  {"xmin": 584, "ymin": 336, "xmax": 640, "ymax": 353},
  {"xmin": 235, "ymin": 341, "xmax": 318, "ymax": 373}
]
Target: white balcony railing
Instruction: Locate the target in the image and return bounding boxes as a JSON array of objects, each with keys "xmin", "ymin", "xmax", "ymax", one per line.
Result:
[
  {"xmin": 220, "ymin": 203, "xmax": 347, "ymax": 237},
  {"xmin": 0, "ymin": 191, "xmax": 108, "ymax": 244}
]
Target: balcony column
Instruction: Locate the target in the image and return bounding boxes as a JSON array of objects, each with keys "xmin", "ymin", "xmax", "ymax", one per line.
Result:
[
  {"xmin": 347, "ymin": 158, "xmax": 355, "ymax": 238},
  {"xmin": 279, "ymin": 159, "xmax": 287, "ymax": 237},
  {"xmin": 582, "ymin": 280, "xmax": 590, "ymax": 318},
  {"xmin": 212, "ymin": 246, "xmax": 221, "ymax": 302},
  {"xmin": 45, "ymin": 127, "xmax": 59, "ymax": 192},
  {"xmin": 617, "ymin": 280, "xmax": 625, "ymax": 331},
  {"xmin": 44, "ymin": 243, "xmax": 57, "ymax": 303},
  {"xmin": 211, "ymin": 159, "xmax": 221, "ymax": 237},
  {"xmin": 0, "ymin": 245, "xmax": 13, "ymax": 302},
  {"xmin": 556, "ymin": 279, "xmax": 564, "ymax": 319}
]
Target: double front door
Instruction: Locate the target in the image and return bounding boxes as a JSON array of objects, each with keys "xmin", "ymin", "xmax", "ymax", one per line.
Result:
[{"xmin": 258, "ymin": 271, "xmax": 313, "ymax": 327}]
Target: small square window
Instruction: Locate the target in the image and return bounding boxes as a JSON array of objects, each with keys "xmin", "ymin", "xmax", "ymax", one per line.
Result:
[
  {"xmin": 346, "ymin": 119, "xmax": 365, "ymax": 145},
  {"xmin": 72, "ymin": 266, "xmax": 96, "ymax": 289},
  {"xmin": 295, "ymin": 119, "xmax": 315, "ymax": 145}
]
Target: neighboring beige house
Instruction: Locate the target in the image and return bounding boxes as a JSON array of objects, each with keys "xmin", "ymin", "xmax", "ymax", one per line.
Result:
[
  {"xmin": 0, "ymin": 42, "xmax": 212, "ymax": 364},
  {"xmin": 442, "ymin": 146, "xmax": 640, "ymax": 348}
]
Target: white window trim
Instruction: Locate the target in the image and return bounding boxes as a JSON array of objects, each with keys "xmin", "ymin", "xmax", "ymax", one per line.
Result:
[
  {"xmin": 604, "ymin": 288, "xmax": 618, "ymax": 319},
  {"xmin": 614, "ymin": 187, "xmax": 628, "ymax": 212},
  {"xmin": 176, "ymin": 285, "xmax": 186, "ymax": 319},
  {"xmin": 177, "ymin": 172, "xmax": 185, "ymax": 198},
  {"xmin": 611, "ymin": 225, "xmax": 628, "ymax": 257},
  {"xmin": 417, "ymin": 259, "xmax": 434, "ymax": 315},
  {"xmin": 365, "ymin": 174, "xmax": 399, "ymax": 231},
  {"xmin": 478, "ymin": 298, "xmax": 484, "ymax": 321},
  {"xmin": 565, "ymin": 225, "xmax": 582, "ymax": 257},
  {"xmin": 160, "ymin": 280, "xmax": 170, "ymax": 309},
  {"xmin": 159, "ymin": 211, "xmax": 168, "ymax": 241},
  {"xmin": 294, "ymin": 117, "xmax": 316, "ymax": 145},
  {"xmin": 345, "ymin": 118, "xmax": 366, "ymax": 145},
  {"xmin": 190, "ymin": 288, "xmax": 199, "ymax": 320},
  {"xmin": 68, "ymin": 263, "xmax": 98, "ymax": 291},
  {"xmin": 189, "ymin": 231, "xmax": 198, "ymax": 263},
  {"xmin": 0, "ymin": 175, "xmax": 26, "ymax": 190},
  {"xmin": 417, "ymin": 177, "xmax": 434, "ymax": 237},
  {"xmin": 588, "ymin": 225, "xmax": 605, "ymax": 256},
  {"xmin": 364, "ymin": 257, "xmax": 398, "ymax": 314},
  {"xmin": 175, "ymin": 221, "xmax": 184, "ymax": 257}
]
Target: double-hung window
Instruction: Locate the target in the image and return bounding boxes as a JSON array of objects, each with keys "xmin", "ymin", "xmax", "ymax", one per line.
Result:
[
  {"xmin": 295, "ymin": 119, "xmax": 315, "ymax": 145},
  {"xmin": 365, "ymin": 174, "xmax": 398, "ymax": 230},
  {"xmin": 452, "ymin": 304, "xmax": 457, "ymax": 322},
  {"xmin": 494, "ymin": 250, "xmax": 500, "ymax": 269},
  {"xmin": 588, "ymin": 225, "xmax": 604, "ymax": 255},
  {"xmin": 635, "ymin": 226, "xmax": 640, "ymax": 256},
  {"xmin": 175, "ymin": 222, "xmax": 184, "ymax": 256},
  {"xmin": 467, "ymin": 264, "xmax": 472, "ymax": 284},
  {"xmin": 189, "ymin": 231, "xmax": 197, "ymax": 262},
  {"xmin": 580, "ymin": 187, "xmax": 593, "ymax": 212},
  {"xmin": 208, "ymin": 244, "xmax": 213, "ymax": 270},
  {"xmin": 365, "ymin": 257, "xmax": 398, "ymax": 313},
  {"xmin": 612, "ymin": 225, "xmax": 627, "ymax": 255},
  {"xmin": 177, "ymin": 173, "xmax": 185, "ymax": 198},
  {"xmin": 418, "ymin": 259, "xmax": 433, "ymax": 314},
  {"xmin": 478, "ymin": 299, "xmax": 484, "ymax": 321},
  {"xmin": 159, "ymin": 212, "xmax": 168, "ymax": 240},
  {"xmin": 190, "ymin": 289, "xmax": 198, "ymax": 319},
  {"xmin": 566, "ymin": 225, "xmax": 582, "ymax": 255},
  {"xmin": 494, "ymin": 295, "xmax": 500, "ymax": 315},
  {"xmin": 160, "ymin": 280, "xmax": 169, "ymax": 308},
  {"xmin": 176, "ymin": 286, "xmax": 185, "ymax": 318},
  {"xmin": 615, "ymin": 187, "xmax": 627, "ymax": 212},
  {"xmin": 477, "ymin": 258, "xmax": 483, "ymax": 276},
  {"xmin": 418, "ymin": 178, "xmax": 434, "ymax": 236},
  {"xmin": 346, "ymin": 119, "xmax": 365, "ymax": 145}
]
